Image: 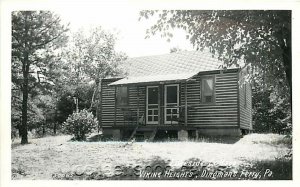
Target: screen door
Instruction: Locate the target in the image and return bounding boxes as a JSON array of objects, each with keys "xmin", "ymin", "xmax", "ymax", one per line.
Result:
[
  {"xmin": 146, "ymin": 86, "xmax": 159, "ymax": 124},
  {"xmin": 164, "ymin": 84, "xmax": 179, "ymax": 124}
]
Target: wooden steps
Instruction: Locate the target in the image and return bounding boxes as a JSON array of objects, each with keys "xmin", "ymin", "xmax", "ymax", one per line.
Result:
[
  {"xmin": 128, "ymin": 126, "xmax": 158, "ymax": 142},
  {"xmin": 148, "ymin": 128, "xmax": 158, "ymax": 142},
  {"xmin": 128, "ymin": 125, "xmax": 139, "ymax": 141}
]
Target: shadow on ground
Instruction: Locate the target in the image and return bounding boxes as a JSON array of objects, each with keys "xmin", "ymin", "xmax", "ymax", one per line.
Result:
[
  {"xmin": 48, "ymin": 155, "xmax": 292, "ymax": 180},
  {"xmin": 86, "ymin": 133, "xmax": 241, "ymax": 144}
]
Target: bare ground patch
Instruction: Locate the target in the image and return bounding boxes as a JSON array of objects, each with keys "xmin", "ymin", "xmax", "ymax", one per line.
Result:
[{"xmin": 11, "ymin": 134, "xmax": 292, "ymax": 180}]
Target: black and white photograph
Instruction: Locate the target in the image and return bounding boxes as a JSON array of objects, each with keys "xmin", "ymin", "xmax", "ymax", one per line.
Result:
[{"xmin": 1, "ymin": 0, "xmax": 299, "ymax": 185}]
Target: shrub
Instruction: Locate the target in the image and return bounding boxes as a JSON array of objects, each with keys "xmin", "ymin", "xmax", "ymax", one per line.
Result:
[
  {"xmin": 62, "ymin": 109, "xmax": 98, "ymax": 141},
  {"xmin": 252, "ymin": 88, "xmax": 292, "ymax": 134}
]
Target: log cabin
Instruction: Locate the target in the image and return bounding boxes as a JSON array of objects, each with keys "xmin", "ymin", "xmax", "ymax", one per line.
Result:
[{"xmin": 100, "ymin": 51, "xmax": 252, "ymax": 141}]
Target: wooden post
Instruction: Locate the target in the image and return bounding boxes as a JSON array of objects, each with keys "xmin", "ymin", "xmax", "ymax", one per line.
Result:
[
  {"xmin": 114, "ymin": 87, "xmax": 116, "ymax": 126},
  {"xmin": 137, "ymin": 86, "xmax": 140, "ymax": 125},
  {"xmin": 184, "ymin": 81, "xmax": 188, "ymax": 126},
  {"xmin": 158, "ymin": 85, "xmax": 161, "ymax": 125},
  {"xmin": 99, "ymin": 82, "xmax": 103, "ymax": 132}
]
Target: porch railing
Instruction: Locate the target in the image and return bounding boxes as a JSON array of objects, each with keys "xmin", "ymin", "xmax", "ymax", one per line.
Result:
[{"xmin": 119, "ymin": 105, "xmax": 194, "ymax": 126}]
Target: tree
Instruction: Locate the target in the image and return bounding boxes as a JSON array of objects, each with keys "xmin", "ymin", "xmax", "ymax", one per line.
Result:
[
  {"xmin": 252, "ymin": 83, "xmax": 291, "ymax": 134},
  {"xmin": 139, "ymin": 10, "xmax": 291, "ymax": 101},
  {"xmin": 139, "ymin": 10, "xmax": 292, "ymax": 132},
  {"xmin": 11, "ymin": 84, "xmax": 45, "ymax": 138},
  {"xmin": 12, "ymin": 11, "xmax": 68, "ymax": 144},
  {"xmin": 65, "ymin": 27, "xmax": 127, "ymax": 108},
  {"xmin": 55, "ymin": 83, "xmax": 94, "ymax": 124},
  {"xmin": 169, "ymin": 46, "xmax": 183, "ymax": 53},
  {"xmin": 60, "ymin": 27, "xmax": 127, "ymax": 130}
]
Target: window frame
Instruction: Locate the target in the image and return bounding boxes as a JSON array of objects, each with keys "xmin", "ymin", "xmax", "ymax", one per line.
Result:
[
  {"xmin": 116, "ymin": 86, "xmax": 129, "ymax": 107},
  {"xmin": 201, "ymin": 75, "xmax": 216, "ymax": 104}
]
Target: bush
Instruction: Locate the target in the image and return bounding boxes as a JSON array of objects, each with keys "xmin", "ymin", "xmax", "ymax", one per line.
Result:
[
  {"xmin": 252, "ymin": 88, "xmax": 292, "ymax": 134},
  {"xmin": 62, "ymin": 109, "xmax": 98, "ymax": 141}
]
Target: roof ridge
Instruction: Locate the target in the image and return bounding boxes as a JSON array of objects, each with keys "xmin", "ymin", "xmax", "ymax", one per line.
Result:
[
  {"xmin": 126, "ymin": 50, "xmax": 214, "ymax": 60},
  {"xmin": 119, "ymin": 50, "xmax": 223, "ymax": 77}
]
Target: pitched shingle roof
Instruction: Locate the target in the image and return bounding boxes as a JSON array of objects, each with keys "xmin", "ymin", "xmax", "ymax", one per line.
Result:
[
  {"xmin": 109, "ymin": 51, "xmax": 225, "ymax": 86},
  {"xmin": 121, "ymin": 50, "xmax": 223, "ymax": 77}
]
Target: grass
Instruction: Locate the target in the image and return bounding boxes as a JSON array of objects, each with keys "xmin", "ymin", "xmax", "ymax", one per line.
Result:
[{"xmin": 11, "ymin": 133, "xmax": 292, "ymax": 180}]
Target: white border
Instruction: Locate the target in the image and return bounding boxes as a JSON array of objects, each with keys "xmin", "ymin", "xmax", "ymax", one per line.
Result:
[{"xmin": 1, "ymin": 0, "xmax": 300, "ymax": 187}]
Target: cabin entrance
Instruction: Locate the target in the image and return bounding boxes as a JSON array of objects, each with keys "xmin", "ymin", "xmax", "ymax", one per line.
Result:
[
  {"xmin": 146, "ymin": 84, "xmax": 180, "ymax": 125},
  {"xmin": 146, "ymin": 86, "xmax": 159, "ymax": 124},
  {"xmin": 164, "ymin": 84, "xmax": 179, "ymax": 124}
]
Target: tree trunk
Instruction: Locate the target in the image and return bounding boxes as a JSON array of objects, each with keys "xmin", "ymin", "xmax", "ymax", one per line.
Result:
[
  {"xmin": 21, "ymin": 52, "xmax": 30, "ymax": 144},
  {"xmin": 282, "ymin": 42, "xmax": 292, "ymax": 105},
  {"xmin": 89, "ymin": 78, "xmax": 100, "ymax": 110},
  {"xmin": 281, "ymin": 28, "xmax": 292, "ymax": 106},
  {"xmin": 53, "ymin": 110, "xmax": 57, "ymax": 135},
  {"xmin": 96, "ymin": 102, "xmax": 100, "ymax": 133},
  {"xmin": 53, "ymin": 123, "xmax": 57, "ymax": 135},
  {"xmin": 21, "ymin": 70, "xmax": 29, "ymax": 144},
  {"xmin": 90, "ymin": 88, "xmax": 97, "ymax": 110},
  {"xmin": 42, "ymin": 124, "xmax": 46, "ymax": 136}
]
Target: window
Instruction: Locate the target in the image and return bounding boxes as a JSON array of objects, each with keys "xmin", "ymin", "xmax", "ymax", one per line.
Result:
[
  {"xmin": 148, "ymin": 87, "xmax": 158, "ymax": 105},
  {"xmin": 166, "ymin": 85, "xmax": 178, "ymax": 104},
  {"xmin": 201, "ymin": 77, "xmax": 214, "ymax": 103},
  {"xmin": 116, "ymin": 86, "xmax": 128, "ymax": 106}
]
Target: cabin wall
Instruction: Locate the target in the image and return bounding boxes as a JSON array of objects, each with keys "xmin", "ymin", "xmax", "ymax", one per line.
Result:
[
  {"xmin": 101, "ymin": 70, "xmax": 244, "ymax": 137},
  {"xmin": 101, "ymin": 79, "xmax": 146, "ymax": 128},
  {"xmin": 181, "ymin": 71, "xmax": 239, "ymax": 129},
  {"xmin": 128, "ymin": 86, "xmax": 146, "ymax": 124},
  {"xmin": 239, "ymin": 68, "xmax": 253, "ymax": 130},
  {"xmin": 101, "ymin": 79, "xmax": 117, "ymax": 127}
]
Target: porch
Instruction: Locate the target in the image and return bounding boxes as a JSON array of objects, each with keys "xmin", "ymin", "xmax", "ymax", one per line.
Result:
[
  {"xmin": 107, "ymin": 72, "xmax": 199, "ymax": 126},
  {"xmin": 106, "ymin": 81, "xmax": 194, "ymax": 141},
  {"xmin": 112, "ymin": 82, "xmax": 193, "ymax": 129},
  {"xmin": 118, "ymin": 105, "xmax": 191, "ymax": 127}
]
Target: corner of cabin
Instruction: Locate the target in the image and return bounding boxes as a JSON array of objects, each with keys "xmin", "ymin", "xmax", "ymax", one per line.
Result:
[
  {"xmin": 238, "ymin": 66, "xmax": 253, "ymax": 132},
  {"xmin": 184, "ymin": 69, "xmax": 240, "ymax": 137}
]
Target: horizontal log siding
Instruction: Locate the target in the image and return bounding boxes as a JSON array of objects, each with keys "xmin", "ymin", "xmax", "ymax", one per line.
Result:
[
  {"xmin": 181, "ymin": 72, "xmax": 239, "ymax": 128},
  {"xmin": 101, "ymin": 80, "xmax": 115, "ymax": 126},
  {"xmin": 102, "ymin": 71, "xmax": 240, "ymax": 129},
  {"xmin": 239, "ymin": 81, "xmax": 253, "ymax": 130},
  {"xmin": 129, "ymin": 86, "xmax": 146, "ymax": 124},
  {"xmin": 101, "ymin": 79, "xmax": 145, "ymax": 127}
]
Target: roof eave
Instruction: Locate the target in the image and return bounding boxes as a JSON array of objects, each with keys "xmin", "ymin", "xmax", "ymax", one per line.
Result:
[
  {"xmin": 106, "ymin": 68, "xmax": 240, "ymax": 86},
  {"xmin": 109, "ymin": 78, "xmax": 195, "ymax": 87}
]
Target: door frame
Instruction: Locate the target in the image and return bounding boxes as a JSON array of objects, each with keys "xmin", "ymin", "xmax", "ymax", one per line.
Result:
[
  {"xmin": 146, "ymin": 86, "xmax": 159, "ymax": 124},
  {"xmin": 164, "ymin": 84, "xmax": 179, "ymax": 124}
]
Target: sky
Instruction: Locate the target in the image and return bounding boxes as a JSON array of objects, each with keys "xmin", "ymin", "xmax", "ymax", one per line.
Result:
[{"xmin": 55, "ymin": 6, "xmax": 194, "ymax": 58}]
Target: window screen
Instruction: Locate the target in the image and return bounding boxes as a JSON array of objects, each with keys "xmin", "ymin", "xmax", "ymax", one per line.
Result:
[
  {"xmin": 202, "ymin": 77, "xmax": 214, "ymax": 103},
  {"xmin": 116, "ymin": 86, "xmax": 128, "ymax": 106},
  {"xmin": 166, "ymin": 86, "xmax": 178, "ymax": 104},
  {"xmin": 148, "ymin": 87, "xmax": 158, "ymax": 104}
]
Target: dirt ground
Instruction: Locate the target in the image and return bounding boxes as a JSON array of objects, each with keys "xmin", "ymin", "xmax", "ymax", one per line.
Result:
[{"xmin": 11, "ymin": 133, "xmax": 292, "ymax": 180}]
